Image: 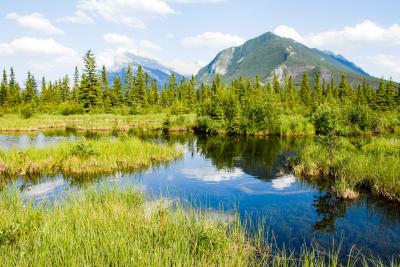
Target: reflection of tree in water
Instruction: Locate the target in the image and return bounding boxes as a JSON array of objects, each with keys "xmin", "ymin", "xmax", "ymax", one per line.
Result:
[
  {"xmin": 312, "ymin": 192, "xmax": 354, "ymax": 233},
  {"xmin": 195, "ymin": 135, "xmax": 311, "ymax": 180}
]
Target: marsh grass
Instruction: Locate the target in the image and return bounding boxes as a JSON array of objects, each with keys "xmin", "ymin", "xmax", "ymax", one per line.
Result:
[
  {"xmin": 0, "ymin": 186, "xmax": 390, "ymax": 266},
  {"xmin": 293, "ymin": 137, "xmax": 400, "ymax": 201},
  {"xmin": 0, "ymin": 137, "xmax": 183, "ymax": 181},
  {"xmin": 0, "ymin": 113, "xmax": 197, "ymax": 132}
]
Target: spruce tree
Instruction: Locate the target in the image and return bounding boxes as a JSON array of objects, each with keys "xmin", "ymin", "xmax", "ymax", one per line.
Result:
[
  {"xmin": 300, "ymin": 73, "xmax": 311, "ymax": 107},
  {"xmin": 22, "ymin": 72, "xmax": 37, "ymax": 103},
  {"xmin": 0, "ymin": 69, "xmax": 8, "ymax": 106},
  {"xmin": 81, "ymin": 50, "xmax": 103, "ymax": 110},
  {"xmin": 111, "ymin": 76, "xmax": 123, "ymax": 107}
]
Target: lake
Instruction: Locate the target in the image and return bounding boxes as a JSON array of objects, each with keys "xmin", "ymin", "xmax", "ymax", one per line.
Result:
[{"xmin": 2, "ymin": 131, "xmax": 400, "ymax": 263}]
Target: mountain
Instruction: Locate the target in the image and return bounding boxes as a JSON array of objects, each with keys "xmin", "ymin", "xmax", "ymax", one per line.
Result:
[
  {"xmin": 107, "ymin": 52, "xmax": 185, "ymax": 88},
  {"xmin": 196, "ymin": 32, "xmax": 379, "ymax": 86}
]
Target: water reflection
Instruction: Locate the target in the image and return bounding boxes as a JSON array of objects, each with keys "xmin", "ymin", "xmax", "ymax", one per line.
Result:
[{"xmin": 1, "ymin": 131, "xmax": 399, "ymax": 262}]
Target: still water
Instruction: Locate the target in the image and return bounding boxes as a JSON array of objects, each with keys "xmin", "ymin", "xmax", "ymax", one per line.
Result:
[{"xmin": 2, "ymin": 132, "xmax": 399, "ymax": 262}]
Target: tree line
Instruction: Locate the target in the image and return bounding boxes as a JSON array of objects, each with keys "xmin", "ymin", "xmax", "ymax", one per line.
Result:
[{"xmin": 1, "ymin": 50, "xmax": 399, "ymax": 135}]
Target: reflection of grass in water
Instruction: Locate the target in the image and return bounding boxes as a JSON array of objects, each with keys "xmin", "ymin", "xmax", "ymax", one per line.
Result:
[
  {"xmin": 0, "ymin": 185, "xmax": 391, "ymax": 266},
  {"xmin": 293, "ymin": 137, "xmax": 400, "ymax": 202},
  {"xmin": 0, "ymin": 137, "xmax": 183, "ymax": 182}
]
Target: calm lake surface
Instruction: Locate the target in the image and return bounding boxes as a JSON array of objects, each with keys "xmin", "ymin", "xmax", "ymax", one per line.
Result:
[{"xmin": 2, "ymin": 132, "xmax": 400, "ymax": 262}]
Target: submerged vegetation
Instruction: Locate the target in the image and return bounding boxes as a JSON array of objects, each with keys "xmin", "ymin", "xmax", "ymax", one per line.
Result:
[
  {"xmin": 293, "ymin": 137, "xmax": 400, "ymax": 202},
  {"xmin": 0, "ymin": 136, "xmax": 182, "ymax": 180}
]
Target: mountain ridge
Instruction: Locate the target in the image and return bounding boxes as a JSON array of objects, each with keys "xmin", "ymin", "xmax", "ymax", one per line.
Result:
[{"xmin": 196, "ymin": 32, "xmax": 380, "ymax": 86}]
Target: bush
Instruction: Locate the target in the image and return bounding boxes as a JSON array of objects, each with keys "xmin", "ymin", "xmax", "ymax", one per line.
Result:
[
  {"xmin": 70, "ymin": 143, "xmax": 98, "ymax": 158},
  {"xmin": 195, "ymin": 116, "xmax": 224, "ymax": 134},
  {"xmin": 311, "ymin": 104, "xmax": 340, "ymax": 135},
  {"xmin": 19, "ymin": 104, "xmax": 35, "ymax": 119},
  {"xmin": 58, "ymin": 102, "xmax": 84, "ymax": 115},
  {"xmin": 347, "ymin": 105, "xmax": 372, "ymax": 131}
]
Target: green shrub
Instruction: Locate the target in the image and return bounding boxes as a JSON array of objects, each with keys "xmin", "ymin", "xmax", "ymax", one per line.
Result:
[
  {"xmin": 19, "ymin": 104, "xmax": 35, "ymax": 119},
  {"xmin": 311, "ymin": 104, "xmax": 340, "ymax": 135},
  {"xmin": 58, "ymin": 101, "xmax": 84, "ymax": 115}
]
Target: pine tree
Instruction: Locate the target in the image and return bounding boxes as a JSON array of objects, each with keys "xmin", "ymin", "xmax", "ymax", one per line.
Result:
[
  {"xmin": 0, "ymin": 69, "xmax": 8, "ymax": 106},
  {"xmin": 135, "ymin": 66, "xmax": 147, "ymax": 108},
  {"xmin": 81, "ymin": 50, "xmax": 103, "ymax": 110},
  {"xmin": 6, "ymin": 67, "xmax": 19, "ymax": 105},
  {"xmin": 300, "ymin": 73, "xmax": 311, "ymax": 107},
  {"xmin": 71, "ymin": 66, "xmax": 80, "ymax": 102},
  {"xmin": 60, "ymin": 75, "xmax": 70, "ymax": 101},
  {"xmin": 111, "ymin": 75, "xmax": 123, "ymax": 107},
  {"xmin": 385, "ymin": 79, "xmax": 396, "ymax": 110},
  {"xmin": 376, "ymin": 79, "xmax": 386, "ymax": 111},
  {"xmin": 22, "ymin": 72, "xmax": 37, "ymax": 103},
  {"xmin": 312, "ymin": 72, "xmax": 323, "ymax": 105}
]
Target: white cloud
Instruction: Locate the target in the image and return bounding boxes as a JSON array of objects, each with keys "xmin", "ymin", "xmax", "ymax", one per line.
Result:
[
  {"xmin": 273, "ymin": 20, "xmax": 400, "ymax": 81},
  {"xmin": 75, "ymin": 0, "xmax": 176, "ymax": 29},
  {"xmin": 0, "ymin": 37, "xmax": 80, "ymax": 80},
  {"xmin": 182, "ymin": 32, "xmax": 245, "ymax": 48},
  {"xmin": 271, "ymin": 175, "xmax": 296, "ymax": 190},
  {"xmin": 274, "ymin": 20, "xmax": 400, "ymax": 49},
  {"xmin": 167, "ymin": 58, "xmax": 205, "ymax": 75},
  {"xmin": 181, "ymin": 167, "xmax": 244, "ymax": 182},
  {"xmin": 166, "ymin": 0, "xmax": 225, "ymax": 3},
  {"xmin": 103, "ymin": 33, "xmax": 136, "ymax": 48},
  {"xmin": 365, "ymin": 54, "xmax": 400, "ymax": 80},
  {"xmin": 139, "ymin": 40, "xmax": 163, "ymax": 51},
  {"xmin": 6, "ymin": 12, "xmax": 64, "ymax": 35},
  {"xmin": 58, "ymin": 10, "xmax": 94, "ymax": 24},
  {"xmin": 0, "ymin": 37, "xmax": 76, "ymax": 56}
]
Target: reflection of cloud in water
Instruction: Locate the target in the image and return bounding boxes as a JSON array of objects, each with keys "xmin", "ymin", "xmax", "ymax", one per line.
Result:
[
  {"xmin": 23, "ymin": 179, "xmax": 65, "ymax": 198},
  {"xmin": 181, "ymin": 167, "xmax": 244, "ymax": 182},
  {"xmin": 271, "ymin": 174, "xmax": 296, "ymax": 190}
]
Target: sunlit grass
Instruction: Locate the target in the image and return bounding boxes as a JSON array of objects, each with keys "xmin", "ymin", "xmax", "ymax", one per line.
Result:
[
  {"xmin": 0, "ymin": 136, "xmax": 183, "ymax": 180},
  {"xmin": 293, "ymin": 137, "xmax": 400, "ymax": 201},
  {"xmin": 0, "ymin": 113, "xmax": 197, "ymax": 132}
]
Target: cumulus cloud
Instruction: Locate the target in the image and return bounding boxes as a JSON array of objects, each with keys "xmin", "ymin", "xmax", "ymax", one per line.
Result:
[
  {"xmin": 0, "ymin": 37, "xmax": 76, "ymax": 56},
  {"xmin": 139, "ymin": 40, "xmax": 163, "ymax": 51},
  {"xmin": 103, "ymin": 33, "xmax": 136, "ymax": 48},
  {"xmin": 166, "ymin": 0, "xmax": 226, "ymax": 3},
  {"xmin": 273, "ymin": 20, "xmax": 400, "ymax": 81},
  {"xmin": 182, "ymin": 32, "xmax": 244, "ymax": 48},
  {"xmin": 167, "ymin": 58, "xmax": 205, "ymax": 75},
  {"xmin": 6, "ymin": 12, "xmax": 64, "ymax": 35},
  {"xmin": 73, "ymin": 0, "xmax": 176, "ymax": 29},
  {"xmin": 0, "ymin": 37, "xmax": 80, "ymax": 80},
  {"xmin": 58, "ymin": 10, "xmax": 94, "ymax": 24}
]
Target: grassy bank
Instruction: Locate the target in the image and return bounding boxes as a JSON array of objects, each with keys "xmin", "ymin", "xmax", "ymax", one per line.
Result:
[
  {"xmin": 0, "ymin": 186, "xmax": 387, "ymax": 266},
  {"xmin": 0, "ymin": 113, "xmax": 196, "ymax": 132},
  {"xmin": 0, "ymin": 186, "xmax": 252, "ymax": 266},
  {"xmin": 0, "ymin": 137, "xmax": 182, "ymax": 180},
  {"xmin": 293, "ymin": 137, "xmax": 400, "ymax": 201}
]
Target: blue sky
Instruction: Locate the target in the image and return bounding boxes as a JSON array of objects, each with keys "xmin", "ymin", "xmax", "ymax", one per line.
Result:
[{"xmin": 1, "ymin": 0, "xmax": 400, "ymax": 82}]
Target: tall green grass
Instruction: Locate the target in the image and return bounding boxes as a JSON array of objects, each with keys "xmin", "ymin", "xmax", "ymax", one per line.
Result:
[
  {"xmin": 0, "ymin": 113, "xmax": 197, "ymax": 132},
  {"xmin": 293, "ymin": 137, "xmax": 400, "ymax": 201},
  {"xmin": 0, "ymin": 186, "xmax": 388, "ymax": 266},
  {"xmin": 0, "ymin": 137, "xmax": 183, "ymax": 180},
  {"xmin": 0, "ymin": 186, "xmax": 252, "ymax": 266}
]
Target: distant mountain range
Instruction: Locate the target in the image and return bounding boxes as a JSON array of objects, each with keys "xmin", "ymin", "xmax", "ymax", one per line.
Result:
[
  {"xmin": 107, "ymin": 32, "xmax": 382, "ymax": 89},
  {"xmin": 107, "ymin": 52, "xmax": 184, "ymax": 88},
  {"xmin": 196, "ymin": 32, "xmax": 381, "ymax": 86}
]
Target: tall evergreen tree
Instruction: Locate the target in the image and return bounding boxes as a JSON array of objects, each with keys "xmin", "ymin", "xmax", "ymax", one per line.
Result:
[
  {"xmin": 22, "ymin": 72, "xmax": 37, "ymax": 103},
  {"xmin": 300, "ymin": 73, "xmax": 311, "ymax": 107},
  {"xmin": 0, "ymin": 69, "xmax": 8, "ymax": 106},
  {"xmin": 80, "ymin": 50, "xmax": 103, "ymax": 110}
]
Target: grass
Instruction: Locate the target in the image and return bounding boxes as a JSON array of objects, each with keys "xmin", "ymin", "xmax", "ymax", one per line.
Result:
[
  {"xmin": 292, "ymin": 137, "xmax": 400, "ymax": 201},
  {"xmin": 0, "ymin": 113, "xmax": 197, "ymax": 132},
  {"xmin": 0, "ymin": 186, "xmax": 389, "ymax": 266},
  {"xmin": 0, "ymin": 136, "xmax": 183, "ymax": 180}
]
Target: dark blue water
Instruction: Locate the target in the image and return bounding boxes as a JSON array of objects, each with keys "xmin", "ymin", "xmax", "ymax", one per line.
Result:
[{"xmin": 3, "ymin": 132, "xmax": 400, "ymax": 263}]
